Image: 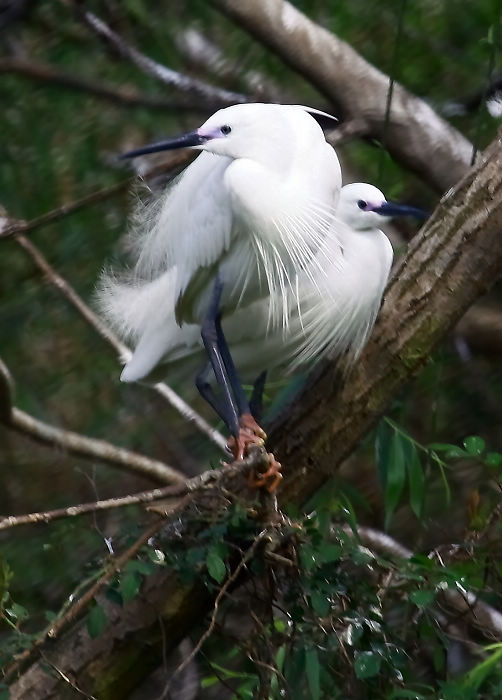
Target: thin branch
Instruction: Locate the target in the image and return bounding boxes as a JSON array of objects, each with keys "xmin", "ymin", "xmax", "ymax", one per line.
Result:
[
  {"xmin": 176, "ymin": 27, "xmax": 283, "ymax": 103},
  {"xmin": 0, "ymin": 355, "xmax": 14, "ymax": 422},
  {"xmin": 12, "ymin": 234, "xmax": 227, "ymax": 452},
  {"xmin": 0, "ymin": 152, "xmax": 194, "ymax": 240},
  {"xmin": 0, "ymin": 58, "xmax": 209, "ymax": 113},
  {"xmin": 9, "ymin": 406, "xmax": 185, "ymax": 484},
  {"xmin": 4, "ymin": 518, "xmax": 165, "ymax": 683},
  {"xmin": 0, "ymin": 181, "xmax": 129, "ymax": 240},
  {"xmin": 346, "ymin": 525, "xmax": 502, "ymax": 641},
  {"xmin": 80, "ymin": 8, "xmax": 248, "ymax": 107},
  {"xmin": 0, "ymin": 444, "xmax": 270, "ymax": 530}
]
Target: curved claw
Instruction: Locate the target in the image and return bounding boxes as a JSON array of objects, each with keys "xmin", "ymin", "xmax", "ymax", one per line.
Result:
[
  {"xmin": 227, "ymin": 428, "xmax": 265, "ymax": 462},
  {"xmin": 248, "ymin": 453, "xmax": 282, "ymax": 493},
  {"xmin": 239, "ymin": 412, "xmax": 267, "ymax": 441}
]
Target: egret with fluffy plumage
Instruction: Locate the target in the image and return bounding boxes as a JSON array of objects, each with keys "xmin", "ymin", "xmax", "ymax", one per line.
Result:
[
  {"xmin": 99, "ymin": 103, "xmax": 342, "ymax": 484},
  {"xmin": 104, "ymin": 183, "xmax": 426, "ymax": 386},
  {"xmin": 100, "ymin": 173, "xmax": 426, "ymax": 492}
]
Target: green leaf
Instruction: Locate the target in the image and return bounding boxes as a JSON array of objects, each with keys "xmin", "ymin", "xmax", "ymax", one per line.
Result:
[
  {"xmin": 206, "ymin": 546, "xmax": 226, "ymax": 584},
  {"xmin": 463, "ymin": 436, "xmax": 485, "ymax": 456},
  {"xmin": 299, "ymin": 544, "xmax": 317, "ymax": 572},
  {"xmin": 6, "ymin": 602, "xmax": 29, "ymax": 621},
  {"xmin": 105, "ymin": 586, "xmax": 123, "ymax": 607},
  {"xmin": 389, "ymin": 690, "xmax": 428, "ymax": 699},
  {"xmin": 354, "ymin": 650, "xmax": 382, "ymax": 679},
  {"xmin": 120, "ymin": 571, "xmax": 141, "ymax": 602},
  {"xmin": 310, "ymin": 590, "xmax": 331, "ymax": 617},
  {"xmin": 428, "ymin": 443, "xmax": 469, "ymax": 460},
  {"xmin": 124, "ymin": 559, "xmax": 156, "ymax": 576},
  {"xmin": 87, "ymin": 603, "xmax": 107, "ymax": 639},
  {"xmin": 185, "ymin": 546, "xmax": 207, "ymax": 567},
  {"xmin": 0, "ymin": 683, "xmax": 9, "ymax": 700},
  {"xmin": 463, "ymin": 644, "xmax": 502, "ymax": 691},
  {"xmin": 305, "ymin": 647, "xmax": 321, "ymax": 700},
  {"xmin": 410, "ymin": 589, "xmax": 435, "ymax": 608},
  {"xmin": 485, "ymin": 452, "xmax": 502, "ymax": 468},
  {"xmin": 404, "ymin": 439, "xmax": 425, "ymax": 519},
  {"xmin": 147, "ymin": 548, "xmax": 166, "ymax": 565},
  {"xmin": 428, "ymin": 442, "xmax": 461, "ymax": 452},
  {"xmin": 384, "ymin": 431, "xmax": 406, "ymax": 529},
  {"xmin": 375, "ymin": 419, "xmax": 393, "ymax": 487},
  {"xmin": 317, "ymin": 542, "xmax": 342, "ymax": 564}
]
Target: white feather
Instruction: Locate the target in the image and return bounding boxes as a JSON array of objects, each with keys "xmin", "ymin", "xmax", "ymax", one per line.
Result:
[
  {"xmin": 102, "ymin": 183, "xmax": 394, "ymax": 391},
  {"xmin": 100, "ymin": 104, "xmax": 342, "ymax": 340}
]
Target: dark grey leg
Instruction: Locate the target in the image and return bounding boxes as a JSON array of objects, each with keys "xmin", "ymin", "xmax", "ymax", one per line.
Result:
[
  {"xmin": 195, "ymin": 362, "xmax": 236, "ymax": 430},
  {"xmin": 249, "ymin": 370, "xmax": 268, "ymax": 423},
  {"xmin": 199, "ymin": 278, "xmax": 240, "ymax": 436},
  {"xmin": 214, "ymin": 313, "xmax": 251, "ymax": 417}
]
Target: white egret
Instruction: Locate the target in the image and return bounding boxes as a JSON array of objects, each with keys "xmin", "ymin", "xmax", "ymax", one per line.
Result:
[
  {"xmin": 100, "ymin": 103, "xmax": 342, "ymax": 479},
  {"xmin": 100, "ymin": 181, "xmax": 426, "ymax": 489}
]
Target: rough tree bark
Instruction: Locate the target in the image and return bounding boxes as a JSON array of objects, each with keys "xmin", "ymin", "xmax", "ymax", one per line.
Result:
[{"xmin": 9, "ymin": 128, "xmax": 502, "ymax": 699}]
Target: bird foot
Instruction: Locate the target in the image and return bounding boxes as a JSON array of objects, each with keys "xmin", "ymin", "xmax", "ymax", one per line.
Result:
[
  {"xmin": 239, "ymin": 412, "xmax": 267, "ymax": 441},
  {"xmin": 227, "ymin": 426, "xmax": 265, "ymax": 462},
  {"xmin": 248, "ymin": 453, "xmax": 283, "ymax": 493}
]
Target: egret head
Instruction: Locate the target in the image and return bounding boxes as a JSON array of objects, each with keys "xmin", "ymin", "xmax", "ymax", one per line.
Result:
[
  {"xmin": 338, "ymin": 183, "xmax": 428, "ymax": 231},
  {"xmin": 121, "ymin": 103, "xmax": 338, "ymax": 168}
]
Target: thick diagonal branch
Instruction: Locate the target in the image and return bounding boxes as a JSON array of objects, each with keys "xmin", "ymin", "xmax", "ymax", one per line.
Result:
[
  {"xmin": 11, "ymin": 132, "xmax": 502, "ymax": 698},
  {"xmin": 210, "ymin": 0, "xmax": 473, "ymax": 192},
  {"xmin": 269, "ymin": 133, "xmax": 502, "ymax": 504}
]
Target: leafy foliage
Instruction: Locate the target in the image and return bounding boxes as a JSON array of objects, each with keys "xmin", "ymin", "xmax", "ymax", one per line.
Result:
[{"xmin": 1, "ymin": 0, "xmax": 502, "ymax": 697}]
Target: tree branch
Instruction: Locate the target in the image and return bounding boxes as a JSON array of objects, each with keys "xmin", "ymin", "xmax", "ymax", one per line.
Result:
[
  {"xmin": 269, "ymin": 133, "xmax": 502, "ymax": 505},
  {"xmin": 8, "ymin": 405, "xmax": 185, "ymax": 484},
  {"xmin": 351, "ymin": 525, "xmax": 502, "ymax": 640},
  {"xmin": 0, "ymin": 58, "xmax": 209, "ymax": 112},
  {"xmin": 210, "ymin": 0, "xmax": 473, "ymax": 192},
  {"xmin": 79, "ymin": 8, "xmax": 248, "ymax": 107},
  {"xmin": 0, "ymin": 448, "xmax": 268, "ymax": 530},
  {"xmin": 3, "ymin": 232, "xmax": 227, "ymax": 452}
]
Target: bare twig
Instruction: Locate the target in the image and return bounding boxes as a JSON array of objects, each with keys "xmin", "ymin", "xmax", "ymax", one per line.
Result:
[
  {"xmin": 9, "ymin": 405, "xmax": 185, "ymax": 484},
  {"xmin": 0, "ymin": 58, "xmax": 209, "ymax": 113},
  {"xmin": 177, "ymin": 27, "xmax": 283, "ymax": 103},
  {"xmin": 11, "ymin": 234, "xmax": 227, "ymax": 452},
  {"xmin": 0, "ymin": 355, "xmax": 14, "ymax": 422},
  {"xmin": 0, "ymin": 480, "xmax": 186, "ymax": 531},
  {"xmin": 80, "ymin": 9, "xmax": 248, "ymax": 107},
  {"xmin": 344, "ymin": 525, "xmax": 502, "ymax": 641},
  {"xmin": 4, "ymin": 518, "xmax": 165, "ymax": 683},
  {"xmin": 0, "ymin": 444, "xmax": 270, "ymax": 530},
  {"xmin": 0, "ymin": 181, "xmax": 130, "ymax": 240},
  {"xmin": 0, "ymin": 153, "xmax": 195, "ymax": 241}
]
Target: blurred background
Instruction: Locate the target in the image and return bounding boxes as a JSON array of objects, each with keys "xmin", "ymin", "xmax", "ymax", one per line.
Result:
[{"xmin": 1, "ymin": 0, "xmax": 502, "ymax": 677}]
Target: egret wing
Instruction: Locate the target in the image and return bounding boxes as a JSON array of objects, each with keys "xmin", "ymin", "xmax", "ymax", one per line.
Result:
[{"xmin": 133, "ymin": 152, "xmax": 234, "ymax": 280}]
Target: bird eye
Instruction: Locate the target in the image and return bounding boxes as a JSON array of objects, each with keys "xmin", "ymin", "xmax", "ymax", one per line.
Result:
[
  {"xmin": 357, "ymin": 200, "xmax": 367, "ymax": 210},
  {"xmin": 220, "ymin": 125, "xmax": 232, "ymax": 135}
]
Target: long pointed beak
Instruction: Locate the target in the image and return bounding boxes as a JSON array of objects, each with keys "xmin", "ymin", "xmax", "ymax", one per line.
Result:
[
  {"xmin": 120, "ymin": 130, "xmax": 208, "ymax": 159},
  {"xmin": 372, "ymin": 202, "xmax": 429, "ymax": 221}
]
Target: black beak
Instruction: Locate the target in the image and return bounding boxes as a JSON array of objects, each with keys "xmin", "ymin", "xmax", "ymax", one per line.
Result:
[
  {"xmin": 371, "ymin": 202, "xmax": 429, "ymax": 222},
  {"xmin": 120, "ymin": 130, "xmax": 208, "ymax": 159}
]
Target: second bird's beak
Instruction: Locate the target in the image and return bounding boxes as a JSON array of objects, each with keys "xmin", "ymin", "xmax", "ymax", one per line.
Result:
[
  {"xmin": 371, "ymin": 202, "xmax": 429, "ymax": 222},
  {"xmin": 121, "ymin": 130, "xmax": 209, "ymax": 159}
]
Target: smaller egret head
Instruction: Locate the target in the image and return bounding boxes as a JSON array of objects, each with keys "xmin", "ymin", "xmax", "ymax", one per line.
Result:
[
  {"xmin": 120, "ymin": 103, "xmax": 338, "ymax": 166},
  {"xmin": 338, "ymin": 183, "xmax": 428, "ymax": 231}
]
